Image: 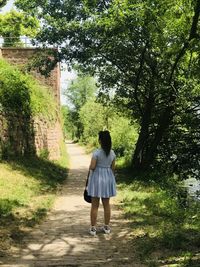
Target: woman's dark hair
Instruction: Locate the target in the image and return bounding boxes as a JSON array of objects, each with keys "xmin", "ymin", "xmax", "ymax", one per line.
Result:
[{"xmin": 98, "ymin": 130, "xmax": 112, "ymax": 156}]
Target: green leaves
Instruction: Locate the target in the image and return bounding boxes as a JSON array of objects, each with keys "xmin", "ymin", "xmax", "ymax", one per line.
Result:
[
  {"xmin": 0, "ymin": 10, "xmax": 40, "ymax": 47},
  {"xmin": 16, "ymin": 0, "xmax": 200, "ymax": 177},
  {"xmin": 0, "ymin": 0, "xmax": 7, "ymax": 8},
  {"xmin": 0, "ymin": 59, "xmax": 56, "ymax": 120},
  {"xmin": 0, "ymin": 60, "xmax": 30, "ymax": 115},
  {"xmin": 62, "ymin": 72, "xmax": 97, "ymax": 139},
  {"xmin": 64, "ymin": 74, "xmax": 96, "ymax": 110}
]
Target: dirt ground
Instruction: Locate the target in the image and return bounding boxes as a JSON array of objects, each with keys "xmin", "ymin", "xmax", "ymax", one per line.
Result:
[{"xmin": 0, "ymin": 141, "xmax": 145, "ymax": 267}]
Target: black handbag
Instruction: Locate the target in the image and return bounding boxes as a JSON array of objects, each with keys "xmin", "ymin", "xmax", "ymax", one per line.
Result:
[
  {"xmin": 84, "ymin": 176, "xmax": 92, "ymax": 203},
  {"xmin": 84, "ymin": 188, "xmax": 92, "ymax": 203}
]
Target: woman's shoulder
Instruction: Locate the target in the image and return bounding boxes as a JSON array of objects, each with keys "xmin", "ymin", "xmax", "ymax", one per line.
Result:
[
  {"xmin": 93, "ymin": 148, "xmax": 101, "ymax": 153},
  {"xmin": 92, "ymin": 148, "xmax": 101, "ymax": 157}
]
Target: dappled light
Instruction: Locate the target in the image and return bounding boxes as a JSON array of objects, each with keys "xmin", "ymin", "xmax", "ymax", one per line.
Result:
[
  {"xmin": 1, "ymin": 0, "xmax": 200, "ymax": 266},
  {"xmin": 0, "ymin": 141, "xmax": 139, "ymax": 267},
  {"xmin": 117, "ymin": 170, "xmax": 200, "ymax": 266}
]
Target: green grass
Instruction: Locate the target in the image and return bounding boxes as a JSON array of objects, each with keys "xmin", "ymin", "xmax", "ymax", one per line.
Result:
[
  {"xmin": 55, "ymin": 139, "xmax": 70, "ymax": 168},
  {"xmin": 116, "ymin": 167, "xmax": 200, "ymax": 267},
  {"xmin": 0, "ymin": 144, "xmax": 68, "ymax": 254}
]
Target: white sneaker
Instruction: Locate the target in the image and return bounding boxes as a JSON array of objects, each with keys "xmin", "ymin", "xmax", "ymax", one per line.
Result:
[
  {"xmin": 89, "ymin": 226, "xmax": 96, "ymax": 236},
  {"xmin": 101, "ymin": 225, "xmax": 111, "ymax": 234}
]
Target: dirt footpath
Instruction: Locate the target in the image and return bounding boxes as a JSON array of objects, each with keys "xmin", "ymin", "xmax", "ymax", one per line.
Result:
[{"xmin": 0, "ymin": 142, "xmax": 144, "ymax": 267}]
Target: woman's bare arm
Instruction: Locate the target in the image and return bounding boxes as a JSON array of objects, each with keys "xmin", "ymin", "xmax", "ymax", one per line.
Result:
[
  {"xmin": 111, "ymin": 160, "xmax": 115, "ymax": 173},
  {"xmin": 89, "ymin": 158, "xmax": 97, "ymax": 170},
  {"xmin": 86, "ymin": 158, "xmax": 97, "ymax": 183}
]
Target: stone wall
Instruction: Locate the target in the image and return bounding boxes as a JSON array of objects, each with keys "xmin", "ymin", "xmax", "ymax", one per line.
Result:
[
  {"xmin": 34, "ymin": 118, "xmax": 63, "ymax": 160},
  {"xmin": 0, "ymin": 112, "xmax": 35, "ymax": 157},
  {"xmin": 0, "ymin": 48, "xmax": 63, "ymax": 160},
  {"xmin": 0, "ymin": 113, "xmax": 63, "ymax": 160}
]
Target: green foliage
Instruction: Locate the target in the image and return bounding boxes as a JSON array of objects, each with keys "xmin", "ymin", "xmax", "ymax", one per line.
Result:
[
  {"xmin": 79, "ymin": 100, "xmax": 105, "ymax": 144},
  {"xmin": 61, "ymin": 71, "xmax": 139, "ymax": 159},
  {"xmin": 64, "ymin": 74, "xmax": 96, "ymax": 111},
  {"xmin": 0, "ymin": 199, "xmax": 22, "ymax": 216},
  {"xmin": 62, "ymin": 73, "xmax": 97, "ymax": 139},
  {"xmin": 0, "ymin": 10, "xmax": 40, "ymax": 47},
  {"xmin": 61, "ymin": 105, "xmax": 75, "ymax": 139},
  {"xmin": 79, "ymin": 98, "xmax": 138, "ymax": 158},
  {"xmin": 0, "ymin": 156, "xmax": 67, "ymax": 251},
  {"xmin": 26, "ymin": 76, "xmax": 57, "ymax": 121},
  {"xmin": 0, "ymin": 59, "xmax": 57, "ymax": 120},
  {"xmin": 0, "ymin": 60, "xmax": 31, "ymax": 116},
  {"xmin": 158, "ymin": 76, "xmax": 200, "ymax": 179},
  {"xmin": 110, "ymin": 116, "xmax": 138, "ymax": 159},
  {"xmin": 0, "ymin": 0, "xmax": 7, "ymax": 8},
  {"xmin": 38, "ymin": 148, "xmax": 49, "ymax": 160},
  {"xmin": 55, "ymin": 139, "xmax": 69, "ymax": 169},
  {"xmin": 0, "ymin": 59, "xmax": 57, "ymax": 158},
  {"xmin": 117, "ymin": 170, "xmax": 200, "ymax": 266},
  {"xmin": 16, "ymin": 0, "xmax": 200, "ymax": 177}
]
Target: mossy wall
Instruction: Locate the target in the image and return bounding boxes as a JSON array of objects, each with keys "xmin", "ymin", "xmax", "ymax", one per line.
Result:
[{"xmin": 0, "ymin": 58, "xmax": 63, "ymax": 160}]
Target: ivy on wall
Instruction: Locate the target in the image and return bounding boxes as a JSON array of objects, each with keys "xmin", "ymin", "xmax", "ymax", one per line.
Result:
[
  {"xmin": 0, "ymin": 59, "xmax": 57, "ymax": 158},
  {"xmin": 0, "ymin": 59, "xmax": 57, "ymax": 120}
]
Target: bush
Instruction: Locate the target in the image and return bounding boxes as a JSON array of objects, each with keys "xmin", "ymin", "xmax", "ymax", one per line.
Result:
[
  {"xmin": 110, "ymin": 116, "xmax": 138, "ymax": 159},
  {"xmin": 0, "ymin": 59, "xmax": 57, "ymax": 120},
  {"xmin": 79, "ymin": 99, "xmax": 138, "ymax": 159},
  {"xmin": 79, "ymin": 100, "xmax": 105, "ymax": 143},
  {"xmin": 0, "ymin": 59, "xmax": 58, "ymax": 158}
]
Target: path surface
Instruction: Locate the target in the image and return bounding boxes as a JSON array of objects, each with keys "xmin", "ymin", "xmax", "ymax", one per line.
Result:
[{"xmin": 0, "ymin": 142, "xmax": 144, "ymax": 267}]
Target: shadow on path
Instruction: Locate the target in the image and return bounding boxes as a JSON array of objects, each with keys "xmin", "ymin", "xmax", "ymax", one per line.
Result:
[{"xmin": 0, "ymin": 142, "xmax": 143, "ymax": 267}]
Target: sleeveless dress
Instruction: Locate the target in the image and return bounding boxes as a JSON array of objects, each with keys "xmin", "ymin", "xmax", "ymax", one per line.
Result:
[{"xmin": 87, "ymin": 148, "xmax": 116, "ymax": 198}]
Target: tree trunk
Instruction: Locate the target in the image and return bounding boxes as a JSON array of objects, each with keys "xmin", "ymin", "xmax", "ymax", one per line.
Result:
[
  {"xmin": 132, "ymin": 93, "xmax": 154, "ymax": 169},
  {"xmin": 132, "ymin": 91, "xmax": 176, "ymax": 171},
  {"xmin": 132, "ymin": 0, "xmax": 200, "ymax": 171}
]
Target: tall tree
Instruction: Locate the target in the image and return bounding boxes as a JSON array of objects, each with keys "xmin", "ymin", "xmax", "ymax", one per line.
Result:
[
  {"xmin": 63, "ymin": 73, "xmax": 97, "ymax": 139},
  {"xmin": 15, "ymin": 0, "xmax": 200, "ymax": 176},
  {"xmin": 64, "ymin": 74, "xmax": 96, "ymax": 111},
  {"xmin": 0, "ymin": 10, "xmax": 40, "ymax": 47}
]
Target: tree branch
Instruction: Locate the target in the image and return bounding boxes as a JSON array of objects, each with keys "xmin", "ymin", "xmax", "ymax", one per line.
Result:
[{"xmin": 169, "ymin": 0, "xmax": 200, "ymax": 83}]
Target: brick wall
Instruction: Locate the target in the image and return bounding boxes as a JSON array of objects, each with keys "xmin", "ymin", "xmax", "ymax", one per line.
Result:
[{"xmin": 0, "ymin": 48, "xmax": 63, "ymax": 160}]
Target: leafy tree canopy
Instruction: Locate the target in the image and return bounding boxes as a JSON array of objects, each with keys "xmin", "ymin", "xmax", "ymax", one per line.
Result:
[
  {"xmin": 64, "ymin": 73, "xmax": 97, "ymax": 111},
  {"xmin": 0, "ymin": 10, "xmax": 40, "ymax": 46},
  {"xmin": 15, "ymin": 0, "xmax": 200, "ymax": 178},
  {"xmin": 63, "ymin": 72, "xmax": 97, "ymax": 139}
]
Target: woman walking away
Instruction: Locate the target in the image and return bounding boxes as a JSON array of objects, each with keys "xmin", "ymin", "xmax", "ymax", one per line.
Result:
[{"xmin": 87, "ymin": 130, "xmax": 116, "ymax": 236}]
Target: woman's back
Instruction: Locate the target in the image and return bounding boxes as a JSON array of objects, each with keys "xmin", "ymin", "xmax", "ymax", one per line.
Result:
[{"xmin": 93, "ymin": 148, "xmax": 116, "ymax": 168}]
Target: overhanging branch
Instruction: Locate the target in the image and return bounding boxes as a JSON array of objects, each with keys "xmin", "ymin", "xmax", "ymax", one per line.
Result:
[{"xmin": 169, "ymin": 0, "xmax": 200, "ymax": 83}]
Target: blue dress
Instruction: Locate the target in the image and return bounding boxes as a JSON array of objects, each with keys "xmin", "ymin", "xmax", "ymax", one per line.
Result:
[{"xmin": 87, "ymin": 148, "xmax": 116, "ymax": 198}]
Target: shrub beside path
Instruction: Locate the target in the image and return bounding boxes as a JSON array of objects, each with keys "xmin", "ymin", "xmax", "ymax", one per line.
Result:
[{"xmin": 0, "ymin": 141, "xmax": 144, "ymax": 267}]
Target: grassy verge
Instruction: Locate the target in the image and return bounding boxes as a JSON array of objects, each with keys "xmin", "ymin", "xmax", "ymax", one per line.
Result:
[
  {"xmin": 0, "ymin": 142, "xmax": 68, "ymax": 256},
  {"xmin": 116, "ymin": 167, "xmax": 200, "ymax": 267}
]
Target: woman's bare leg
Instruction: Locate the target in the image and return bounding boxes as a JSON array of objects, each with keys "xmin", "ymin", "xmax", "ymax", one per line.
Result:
[
  {"xmin": 90, "ymin": 197, "xmax": 100, "ymax": 227},
  {"xmin": 102, "ymin": 198, "xmax": 111, "ymax": 225}
]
